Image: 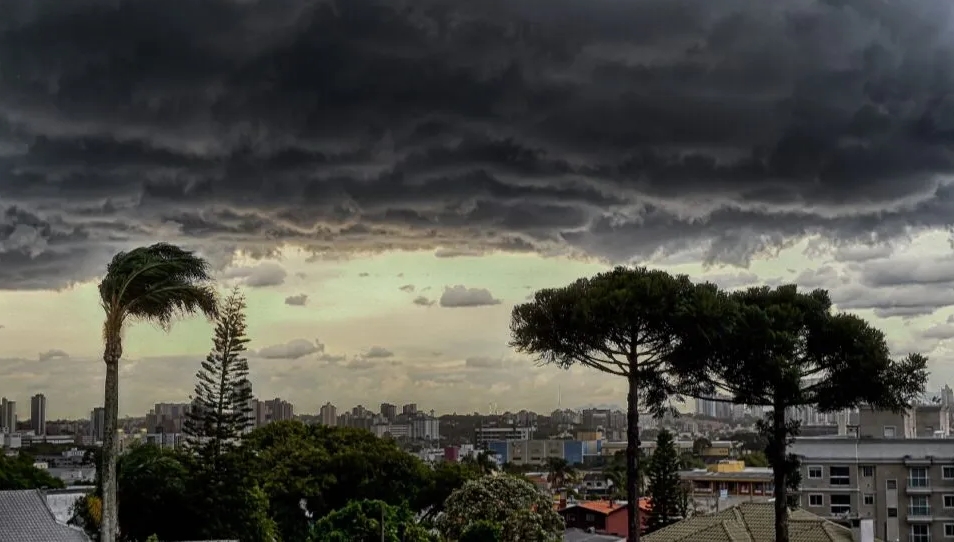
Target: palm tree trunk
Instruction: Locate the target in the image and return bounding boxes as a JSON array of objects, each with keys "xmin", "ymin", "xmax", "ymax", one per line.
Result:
[
  {"xmin": 626, "ymin": 369, "xmax": 641, "ymax": 542},
  {"xmin": 101, "ymin": 334, "xmax": 122, "ymax": 542}
]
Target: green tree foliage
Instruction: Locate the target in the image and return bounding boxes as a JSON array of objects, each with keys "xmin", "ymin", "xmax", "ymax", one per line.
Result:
[
  {"xmin": 243, "ymin": 421, "xmax": 432, "ymax": 542},
  {"xmin": 307, "ymin": 500, "xmax": 438, "ymax": 542},
  {"xmin": 418, "ymin": 460, "xmax": 483, "ymax": 522},
  {"xmin": 97, "ymin": 243, "xmax": 217, "ymax": 542},
  {"xmin": 646, "ymin": 430, "xmax": 688, "ymax": 532},
  {"xmin": 692, "ymin": 285, "xmax": 928, "ymax": 542},
  {"xmin": 0, "ymin": 453, "xmax": 65, "ymax": 490},
  {"xmin": 544, "ymin": 457, "xmax": 577, "ymax": 490},
  {"xmin": 116, "ymin": 445, "xmax": 191, "ymax": 542},
  {"xmin": 89, "ymin": 443, "xmax": 276, "ymax": 542},
  {"xmin": 605, "ymin": 449, "xmax": 648, "ymax": 499},
  {"xmin": 727, "ymin": 430, "xmax": 767, "ymax": 452},
  {"xmin": 744, "ymin": 451, "xmax": 770, "ymax": 468},
  {"xmin": 183, "ymin": 288, "xmax": 253, "ymax": 465},
  {"xmin": 511, "ymin": 267, "xmax": 730, "ymax": 542},
  {"xmin": 461, "ymin": 450, "xmax": 497, "ymax": 475},
  {"xmin": 691, "ymin": 437, "xmax": 711, "ymax": 457},
  {"xmin": 678, "ymin": 452, "xmax": 705, "ymax": 470},
  {"xmin": 460, "ymin": 520, "xmax": 503, "ymax": 542},
  {"xmin": 437, "ymin": 474, "xmax": 564, "ymax": 542},
  {"xmin": 182, "ymin": 448, "xmax": 278, "ymax": 542}
]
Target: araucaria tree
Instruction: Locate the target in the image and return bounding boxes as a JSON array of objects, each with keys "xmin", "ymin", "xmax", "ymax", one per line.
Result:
[
  {"xmin": 697, "ymin": 285, "xmax": 928, "ymax": 542},
  {"xmin": 98, "ymin": 243, "xmax": 217, "ymax": 542},
  {"xmin": 646, "ymin": 429, "xmax": 688, "ymax": 532},
  {"xmin": 184, "ymin": 288, "xmax": 253, "ymax": 465},
  {"xmin": 511, "ymin": 267, "xmax": 730, "ymax": 542}
]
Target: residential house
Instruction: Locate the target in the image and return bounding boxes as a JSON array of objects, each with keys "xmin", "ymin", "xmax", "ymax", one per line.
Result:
[
  {"xmin": 558, "ymin": 499, "xmax": 651, "ymax": 538},
  {"xmin": 642, "ymin": 501, "xmax": 881, "ymax": 542}
]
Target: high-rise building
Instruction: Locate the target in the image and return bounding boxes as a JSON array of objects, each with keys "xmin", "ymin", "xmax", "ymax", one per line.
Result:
[
  {"xmin": 30, "ymin": 394, "xmax": 46, "ymax": 435},
  {"xmin": 1, "ymin": 398, "xmax": 17, "ymax": 433},
  {"xmin": 380, "ymin": 403, "xmax": 397, "ymax": 421},
  {"xmin": 402, "ymin": 403, "xmax": 418, "ymax": 416},
  {"xmin": 90, "ymin": 407, "xmax": 106, "ymax": 442},
  {"xmin": 269, "ymin": 398, "xmax": 294, "ymax": 422},
  {"xmin": 320, "ymin": 402, "xmax": 337, "ymax": 426}
]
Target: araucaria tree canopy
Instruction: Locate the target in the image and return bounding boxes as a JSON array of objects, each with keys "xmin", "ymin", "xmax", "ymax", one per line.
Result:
[
  {"xmin": 511, "ymin": 266, "xmax": 732, "ymax": 542},
  {"xmin": 692, "ymin": 285, "xmax": 928, "ymax": 542}
]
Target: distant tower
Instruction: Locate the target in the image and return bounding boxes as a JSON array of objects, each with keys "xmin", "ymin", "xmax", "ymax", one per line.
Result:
[{"xmin": 30, "ymin": 394, "xmax": 46, "ymax": 435}]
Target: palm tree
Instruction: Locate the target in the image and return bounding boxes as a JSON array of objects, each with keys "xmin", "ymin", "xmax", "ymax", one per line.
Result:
[
  {"xmin": 97, "ymin": 243, "xmax": 218, "ymax": 542},
  {"xmin": 545, "ymin": 457, "xmax": 578, "ymax": 491}
]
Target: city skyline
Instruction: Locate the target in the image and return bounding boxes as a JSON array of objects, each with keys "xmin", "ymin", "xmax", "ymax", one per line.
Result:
[{"xmin": 5, "ymin": 0, "xmax": 954, "ymax": 418}]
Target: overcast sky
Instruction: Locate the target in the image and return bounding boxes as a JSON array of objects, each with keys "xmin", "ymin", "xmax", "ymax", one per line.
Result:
[{"xmin": 3, "ymin": 0, "xmax": 954, "ymax": 418}]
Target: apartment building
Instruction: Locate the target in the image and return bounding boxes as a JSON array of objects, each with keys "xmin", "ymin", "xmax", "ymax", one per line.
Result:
[{"xmin": 791, "ymin": 403, "xmax": 954, "ymax": 542}]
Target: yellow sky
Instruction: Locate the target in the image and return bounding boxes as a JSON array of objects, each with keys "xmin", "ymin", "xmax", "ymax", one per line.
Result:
[{"xmin": 0, "ymin": 233, "xmax": 950, "ymax": 419}]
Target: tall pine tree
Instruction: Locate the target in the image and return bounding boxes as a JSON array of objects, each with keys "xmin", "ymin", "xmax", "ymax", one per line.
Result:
[
  {"xmin": 184, "ymin": 288, "xmax": 253, "ymax": 464},
  {"xmin": 646, "ymin": 429, "xmax": 688, "ymax": 533}
]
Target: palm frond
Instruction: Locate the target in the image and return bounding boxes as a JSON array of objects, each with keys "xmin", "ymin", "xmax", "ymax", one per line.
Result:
[{"xmin": 99, "ymin": 243, "xmax": 219, "ymax": 327}]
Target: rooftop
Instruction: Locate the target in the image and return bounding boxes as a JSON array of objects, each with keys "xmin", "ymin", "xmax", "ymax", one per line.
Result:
[
  {"xmin": 0, "ymin": 489, "xmax": 90, "ymax": 542},
  {"xmin": 679, "ymin": 468, "xmax": 773, "ymax": 481},
  {"xmin": 790, "ymin": 436, "xmax": 954, "ymax": 461},
  {"xmin": 564, "ymin": 529, "xmax": 627, "ymax": 542},
  {"xmin": 642, "ymin": 502, "xmax": 881, "ymax": 542}
]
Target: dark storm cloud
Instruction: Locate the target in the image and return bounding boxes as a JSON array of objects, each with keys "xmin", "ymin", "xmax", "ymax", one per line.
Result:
[{"xmin": 4, "ymin": 0, "xmax": 954, "ymax": 287}]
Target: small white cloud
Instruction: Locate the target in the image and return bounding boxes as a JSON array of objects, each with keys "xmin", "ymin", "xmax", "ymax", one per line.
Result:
[
  {"xmin": 221, "ymin": 263, "xmax": 287, "ymax": 288},
  {"xmin": 256, "ymin": 339, "xmax": 319, "ymax": 360}
]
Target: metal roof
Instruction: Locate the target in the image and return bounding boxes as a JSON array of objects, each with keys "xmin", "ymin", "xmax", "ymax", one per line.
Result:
[{"xmin": 790, "ymin": 437, "xmax": 954, "ymax": 461}]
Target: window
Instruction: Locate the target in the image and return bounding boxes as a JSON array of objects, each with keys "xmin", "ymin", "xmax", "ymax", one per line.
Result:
[
  {"xmin": 912, "ymin": 524, "xmax": 930, "ymax": 542},
  {"xmin": 910, "ymin": 495, "xmax": 930, "ymax": 516},
  {"xmin": 945, "ymin": 495, "xmax": 954, "ymax": 509},
  {"xmin": 830, "ymin": 466, "xmax": 850, "ymax": 486},
  {"xmin": 585, "ymin": 513, "xmax": 595, "ymax": 522},
  {"xmin": 945, "ymin": 523, "xmax": 954, "ymax": 538},
  {"xmin": 888, "ymin": 507, "xmax": 898, "ymax": 518},
  {"xmin": 884, "ymin": 425, "xmax": 896, "ymax": 438},
  {"xmin": 807, "ymin": 466, "xmax": 823, "ymax": 479},
  {"xmin": 887, "ymin": 479, "xmax": 898, "ymax": 490},
  {"xmin": 861, "ymin": 465, "xmax": 874, "ymax": 477},
  {"xmin": 863, "ymin": 493, "xmax": 874, "ymax": 505},
  {"xmin": 830, "ymin": 494, "xmax": 851, "ymax": 516},
  {"xmin": 944, "ymin": 466, "xmax": 954, "ymax": 480},
  {"xmin": 808, "ymin": 494, "xmax": 824, "ymax": 507},
  {"xmin": 910, "ymin": 467, "xmax": 930, "ymax": 488}
]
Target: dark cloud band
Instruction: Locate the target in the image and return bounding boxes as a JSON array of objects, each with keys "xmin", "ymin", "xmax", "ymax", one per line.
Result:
[{"xmin": 3, "ymin": 0, "xmax": 954, "ymax": 287}]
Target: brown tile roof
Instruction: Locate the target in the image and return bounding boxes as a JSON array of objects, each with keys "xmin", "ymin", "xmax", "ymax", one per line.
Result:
[{"xmin": 642, "ymin": 502, "xmax": 882, "ymax": 542}]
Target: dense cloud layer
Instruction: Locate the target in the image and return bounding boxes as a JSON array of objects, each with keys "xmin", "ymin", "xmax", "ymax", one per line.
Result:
[{"xmin": 3, "ymin": 0, "xmax": 954, "ymax": 288}]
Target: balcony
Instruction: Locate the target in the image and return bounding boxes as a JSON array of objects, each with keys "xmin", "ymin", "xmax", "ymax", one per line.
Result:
[
  {"xmin": 907, "ymin": 479, "xmax": 931, "ymax": 493},
  {"xmin": 907, "ymin": 506, "xmax": 933, "ymax": 521}
]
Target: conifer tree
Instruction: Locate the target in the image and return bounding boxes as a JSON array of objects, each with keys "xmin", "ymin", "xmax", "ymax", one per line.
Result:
[
  {"xmin": 184, "ymin": 288, "xmax": 253, "ymax": 465},
  {"xmin": 646, "ymin": 429, "xmax": 687, "ymax": 533}
]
